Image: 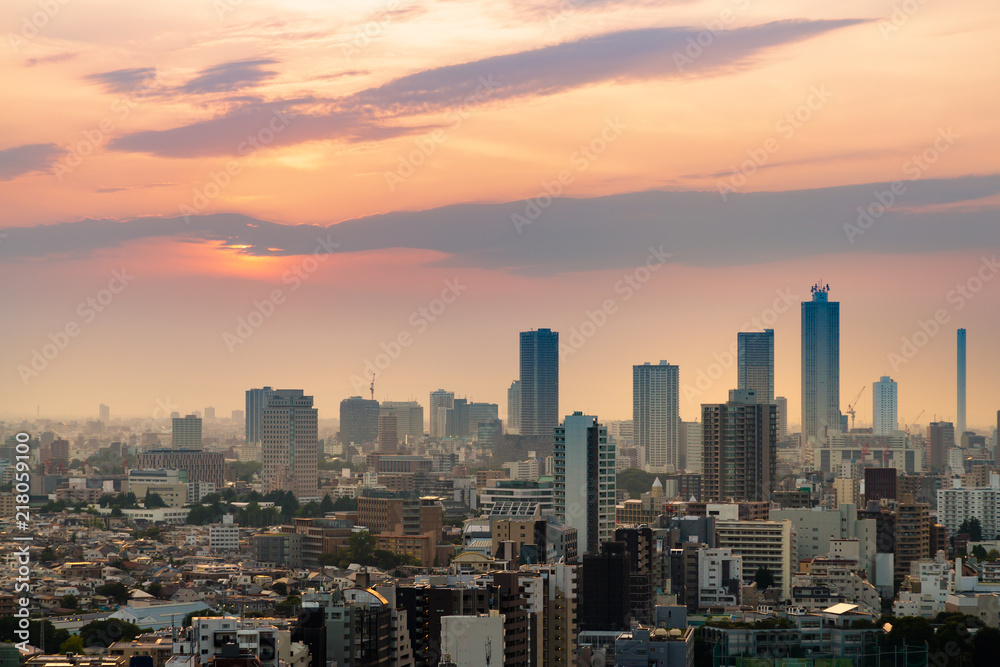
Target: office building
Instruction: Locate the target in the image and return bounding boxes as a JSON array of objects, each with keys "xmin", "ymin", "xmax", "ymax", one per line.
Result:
[
  {"xmin": 895, "ymin": 494, "xmax": 931, "ymax": 582},
  {"xmin": 554, "ymin": 412, "xmax": 615, "ymax": 554},
  {"xmin": 380, "ymin": 401, "xmax": 424, "ymax": 442},
  {"xmin": 633, "ymin": 361, "xmax": 680, "ymax": 471},
  {"xmin": 769, "ymin": 504, "xmax": 877, "ymax": 577},
  {"xmin": 864, "ymin": 467, "xmax": 897, "ymax": 504},
  {"xmin": 738, "ymin": 329, "xmax": 774, "ymax": 404},
  {"xmin": 698, "ymin": 548, "xmax": 743, "ymax": 608},
  {"xmin": 136, "ymin": 449, "xmax": 224, "ymax": 488},
  {"xmin": 440, "ymin": 614, "xmax": 504, "ymax": 667},
  {"xmin": 580, "ymin": 541, "xmax": 630, "ymax": 631},
  {"xmin": 99, "ymin": 403, "xmax": 110, "ymax": 423},
  {"xmin": 445, "ymin": 399, "xmax": 500, "ymax": 438},
  {"xmin": 715, "ymin": 519, "xmax": 794, "ymax": 600},
  {"xmin": 937, "ymin": 474, "xmax": 1000, "ymax": 542},
  {"xmin": 429, "ymin": 389, "xmax": 454, "ymax": 438},
  {"xmin": 775, "ymin": 396, "xmax": 787, "ymax": 438},
  {"xmin": 928, "ymin": 422, "xmax": 955, "ymax": 473},
  {"xmin": 518, "ymin": 564, "xmax": 578, "ymax": 665},
  {"xmin": 958, "ymin": 328, "xmax": 967, "ymax": 438},
  {"xmin": 873, "ymin": 376, "xmax": 898, "ymax": 436},
  {"xmin": 507, "ymin": 380, "xmax": 521, "ymax": 434},
  {"xmin": 262, "ymin": 389, "xmax": 318, "ymax": 499},
  {"xmin": 339, "ymin": 396, "xmax": 380, "ymax": 445},
  {"xmin": 680, "ymin": 421, "xmax": 702, "ymax": 474},
  {"xmin": 702, "ymin": 389, "xmax": 776, "ymax": 503},
  {"xmin": 246, "ymin": 386, "xmax": 275, "ymax": 445},
  {"xmin": 204, "ymin": 406, "xmax": 215, "ymax": 420},
  {"xmin": 801, "ymin": 284, "xmax": 840, "ymax": 444},
  {"xmin": 377, "ymin": 413, "xmax": 399, "ymax": 454},
  {"xmin": 171, "ymin": 414, "xmax": 202, "ymax": 448},
  {"xmin": 520, "ymin": 329, "xmax": 559, "ymax": 437}
]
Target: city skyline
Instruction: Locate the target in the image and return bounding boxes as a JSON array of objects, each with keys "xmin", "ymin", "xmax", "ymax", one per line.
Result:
[{"xmin": 2, "ymin": 0, "xmax": 998, "ymax": 433}]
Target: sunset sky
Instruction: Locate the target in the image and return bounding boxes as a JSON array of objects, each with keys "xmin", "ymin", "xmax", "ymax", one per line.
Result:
[{"xmin": 1, "ymin": 0, "xmax": 998, "ymax": 430}]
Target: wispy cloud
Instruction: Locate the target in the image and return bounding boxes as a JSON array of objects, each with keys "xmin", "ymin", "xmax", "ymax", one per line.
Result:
[
  {"xmin": 3, "ymin": 176, "xmax": 996, "ymax": 271},
  {"xmin": 84, "ymin": 67, "xmax": 157, "ymax": 94},
  {"xmin": 0, "ymin": 143, "xmax": 62, "ymax": 180},
  {"xmin": 106, "ymin": 19, "xmax": 864, "ymax": 159}
]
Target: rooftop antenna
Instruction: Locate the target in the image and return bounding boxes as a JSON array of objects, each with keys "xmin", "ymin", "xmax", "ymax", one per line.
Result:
[{"xmin": 370, "ymin": 374, "xmax": 375, "ymax": 401}]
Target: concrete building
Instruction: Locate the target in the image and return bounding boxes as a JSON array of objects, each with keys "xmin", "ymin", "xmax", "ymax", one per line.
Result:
[
  {"xmin": 801, "ymin": 283, "xmax": 840, "ymax": 445},
  {"xmin": 872, "ymin": 376, "xmax": 898, "ymax": 436},
  {"xmin": 554, "ymin": 412, "xmax": 615, "ymax": 554},
  {"xmin": 127, "ymin": 469, "xmax": 188, "ymax": 507},
  {"xmin": 245, "ymin": 386, "xmax": 275, "ymax": 445},
  {"xmin": 614, "ymin": 626, "xmax": 694, "ymax": 667},
  {"xmin": 137, "ymin": 449, "xmax": 224, "ymax": 488},
  {"xmin": 895, "ymin": 495, "xmax": 931, "ymax": 583},
  {"xmin": 702, "ymin": 389, "xmax": 776, "ymax": 503},
  {"xmin": 929, "ymin": 422, "xmax": 955, "ymax": 473},
  {"xmin": 506, "ymin": 381, "xmax": 520, "ymax": 435},
  {"xmin": 479, "ymin": 479, "xmax": 553, "ymax": 516},
  {"xmin": 680, "ymin": 421, "xmax": 702, "ymax": 474},
  {"xmin": 738, "ymin": 329, "xmax": 774, "ymax": 404},
  {"xmin": 519, "ymin": 564, "xmax": 578, "ymax": 666},
  {"xmin": 262, "ymin": 389, "xmax": 318, "ymax": 499},
  {"xmin": 171, "ymin": 414, "xmax": 202, "ymax": 448},
  {"xmin": 833, "ymin": 477, "xmax": 859, "ymax": 506},
  {"xmin": 769, "ymin": 504, "xmax": 877, "ymax": 578},
  {"xmin": 502, "ymin": 458, "xmax": 540, "ymax": 481},
  {"xmin": 209, "ymin": 519, "xmax": 240, "ymax": 553},
  {"xmin": 380, "ymin": 401, "xmax": 424, "ymax": 442},
  {"xmin": 440, "ymin": 613, "xmax": 505, "ymax": 667},
  {"xmin": 339, "ymin": 396, "xmax": 380, "ymax": 445},
  {"xmin": 520, "ymin": 328, "xmax": 559, "ymax": 437},
  {"xmin": 697, "ymin": 548, "xmax": 743, "ymax": 608},
  {"xmin": 715, "ymin": 519, "xmax": 794, "ymax": 600},
  {"xmin": 633, "ymin": 361, "xmax": 680, "ymax": 472},
  {"xmin": 430, "ymin": 389, "xmax": 455, "ymax": 438},
  {"xmin": 776, "ymin": 396, "xmax": 788, "ymax": 438},
  {"xmin": 377, "ymin": 413, "xmax": 399, "ymax": 454},
  {"xmin": 937, "ymin": 473, "xmax": 1000, "ymax": 539}
]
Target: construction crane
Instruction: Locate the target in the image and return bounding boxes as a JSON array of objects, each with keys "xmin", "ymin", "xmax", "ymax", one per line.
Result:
[
  {"xmin": 904, "ymin": 409, "xmax": 925, "ymax": 437},
  {"xmin": 845, "ymin": 385, "xmax": 866, "ymax": 432}
]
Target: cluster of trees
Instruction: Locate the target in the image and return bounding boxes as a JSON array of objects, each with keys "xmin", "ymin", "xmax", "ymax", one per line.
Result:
[
  {"xmin": 186, "ymin": 491, "xmax": 358, "ymax": 526},
  {"xmin": 0, "ymin": 617, "xmax": 146, "ymax": 653},
  {"xmin": 959, "ymin": 518, "xmax": 984, "ymax": 542},
  {"xmin": 315, "ymin": 531, "xmax": 421, "ymax": 570}
]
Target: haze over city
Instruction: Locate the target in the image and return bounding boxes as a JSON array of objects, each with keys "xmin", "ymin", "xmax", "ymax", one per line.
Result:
[{"xmin": 1, "ymin": 0, "xmax": 998, "ymax": 430}]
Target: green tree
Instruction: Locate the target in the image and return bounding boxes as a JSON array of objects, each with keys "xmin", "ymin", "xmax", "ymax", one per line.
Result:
[
  {"xmin": 959, "ymin": 518, "xmax": 983, "ymax": 541},
  {"xmin": 144, "ymin": 490, "xmax": 167, "ymax": 508},
  {"xmin": 61, "ymin": 594, "xmax": 79, "ymax": 610},
  {"xmin": 972, "ymin": 544, "xmax": 988, "ymax": 561},
  {"xmin": 349, "ymin": 531, "xmax": 376, "ymax": 563},
  {"xmin": 332, "ymin": 496, "xmax": 358, "ymax": 511},
  {"xmin": 973, "ymin": 626, "xmax": 1000, "ymax": 666},
  {"xmin": 0, "ymin": 618, "xmax": 69, "ymax": 653},
  {"xmin": 97, "ymin": 582, "xmax": 131, "ymax": 605},
  {"xmin": 272, "ymin": 582, "xmax": 288, "ymax": 596},
  {"xmin": 320, "ymin": 494, "xmax": 335, "ymax": 514},
  {"xmin": 986, "ymin": 549, "xmax": 1000, "ymax": 562},
  {"xmin": 60, "ymin": 635, "xmax": 85, "ymax": 653},
  {"xmin": 146, "ymin": 582, "xmax": 163, "ymax": 598},
  {"xmin": 40, "ymin": 547, "xmax": 56, "ymax": 562},
  {"xmin": 753, "ymin": 565, "xmax": 775, "ymax": 591},
  {"xmin": 79, "ymin": 619, "xmax": 148, "ymax": 648}
]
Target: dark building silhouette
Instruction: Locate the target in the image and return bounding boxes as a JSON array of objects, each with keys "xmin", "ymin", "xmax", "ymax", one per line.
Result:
[
  {"xmin": 864, "ymin": 467, "xmax": 897, "ymax": 504},
  {"xmin": 580, "ymin": 541, "xmax": 630, "ymax": 631}
]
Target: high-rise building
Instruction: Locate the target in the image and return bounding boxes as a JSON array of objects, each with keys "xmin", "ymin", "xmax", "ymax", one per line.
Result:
[
  {"xmin": 801, "ymin": 284, "xmax": 840, "ymax": 444},
  {"xmin": 872, "ymin": 376, "xmax": 898, "ymax": 436},
  {"xmin": 380, "ymin": 401, "xmax": 424, "ymax": 442},
  {"xmin": 775, "ymin": 396, "xmax": 788, "ymax": 437},
  {"xmin": 378, "ymin": 413, "xmax": 399, "ymax": 454},
  {"xmin": 171, "ymin": 414, "xmax": 202, "ymax": 448},
  {"xmin": 136, "ymin": 448, "xmax": 224, "ymax": 488},
  {"xmin": 429, "ymin": 389, "xmax": 454, "ymax": 438},
  {"xmin": 444, "ymin": 399, "xmax": 500, "ymax": 438},
  {"xmin": 554, "ymin": 412, "xmax": 615, "ymax": 555},
  {"xmin": 231, "ymin": 409, "xmax": 244, "ymax": 423},
  {"xmin": 99, "ymin": 403, "xmax": 110, "ymax": 423},
  {"xmin": 339, "ymin": 396, "xmax": 380, "ymax": 445},
  {"xmin": 507, "ymin": 380, "xmax": 521, "ymax": 434},
  {"xmin": 957, "ymin": 329, "xmax": 967, "ymax": 437},
  {"xmin": 895, "ymin": 494, "xmax": 930, "ymax": 582},
  {"xmin": 633, "ymin": 361, "xmax": 680, "ymax": 471},
  {"xmin": 702, "ymin": 389, "xmax": 776, "ymax": 503},
  {"xmin": 738, "ymin": 330, "xmax": 774, "ymax": 404},
  {"xmin": 262, "ymin": 389, "xmax": 318, "ymax": 499},
  {"xmin": 204, "ymin": 406, "xmax": 216, "ymax": 421},
  {"xmin": 520, "ymin": 329, "xmax": 559, "ymax": 437},
  {"xmin": 246, "ymin": 386, "xmax": 275, "ymax": 444},
  {"xmin": 928, "ymin": 422, "xmax": 954, "ymax": 473},
  {"xmin": 864, "ymin": 467, "xmax": 898, "ymax": 504},
  {"xmin": 680, "ymin": 421, "xmax": 703, "ymax": 474}
]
